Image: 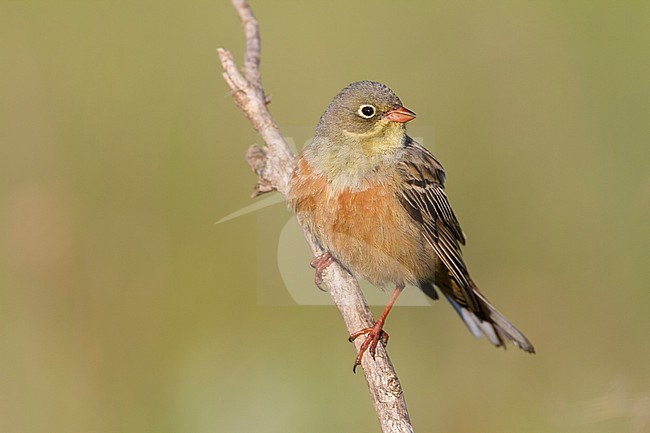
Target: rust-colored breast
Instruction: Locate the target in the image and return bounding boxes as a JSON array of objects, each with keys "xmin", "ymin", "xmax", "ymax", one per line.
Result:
[{"xmin": 288, "ymin": 157, "xmax": 436, "ymax": 286}]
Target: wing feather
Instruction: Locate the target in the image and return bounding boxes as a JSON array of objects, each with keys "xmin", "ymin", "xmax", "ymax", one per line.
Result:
[{"xmin": 397, "ymin": 137, "xmax": 477, "ymax": 310}]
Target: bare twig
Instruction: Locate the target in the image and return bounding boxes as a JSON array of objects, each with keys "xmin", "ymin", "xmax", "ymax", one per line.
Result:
[
  {"xmin": 233, "ymin": 0, "xmax": 262, "ymax": 96},
  {"xmin": 217, "ymin": 1, "xmax": 414, "ymax": 432}
]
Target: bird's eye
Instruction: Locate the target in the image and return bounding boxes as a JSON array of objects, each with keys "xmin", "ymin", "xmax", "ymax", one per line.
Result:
[{"xmin": 358, "ymin": 105, "xmax": 376, "ymax": 118}]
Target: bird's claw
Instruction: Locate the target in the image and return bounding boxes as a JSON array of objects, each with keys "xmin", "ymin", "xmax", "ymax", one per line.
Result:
[
  {"xmin": 310, "ymin": 252, "xmax": 334, "ymax": 286},
  {"xmin": 349, "ymin": 321, "xmax": 389, "ymax": 373}
]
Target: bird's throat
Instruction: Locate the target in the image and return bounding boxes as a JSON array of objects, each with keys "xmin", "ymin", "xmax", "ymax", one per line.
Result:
[{"xmin": 305, "ymin": 122, "xmax": 406, "ymax": 192}]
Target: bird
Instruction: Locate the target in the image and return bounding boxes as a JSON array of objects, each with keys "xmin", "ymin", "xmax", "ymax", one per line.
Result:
[{"xmin": 287, "ymin": 81, "xmax": 534, "ymax": 372}]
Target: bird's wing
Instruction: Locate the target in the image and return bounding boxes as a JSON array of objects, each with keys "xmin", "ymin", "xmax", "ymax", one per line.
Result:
[{"xmin": 397, "ymin": 137, "xmax": 477, "ymax": 309}]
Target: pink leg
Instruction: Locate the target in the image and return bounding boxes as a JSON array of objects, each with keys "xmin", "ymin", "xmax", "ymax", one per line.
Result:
[{"xmin": 349, "ymin": 285, "xmax": 404, "ymax": 373}]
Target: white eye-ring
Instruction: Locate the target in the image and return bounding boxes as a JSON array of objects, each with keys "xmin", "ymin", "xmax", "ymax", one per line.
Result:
[{"xmin": 358, "ymin": 104, "xmax": 376, "ymax": 119}]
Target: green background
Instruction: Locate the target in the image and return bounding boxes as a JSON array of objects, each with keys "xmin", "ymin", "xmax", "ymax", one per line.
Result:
[{"xmin": 2, "ymin": 1, "xmax": 649, "ymax": 432}]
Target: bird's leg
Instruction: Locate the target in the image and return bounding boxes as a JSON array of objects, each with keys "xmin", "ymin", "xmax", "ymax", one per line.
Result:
[
  {"xmin": 349, "ymin": 285, "xmax": 405, "ymax": 373},
  {"xmin": 310, "ymin": 252, "xmax": 334, "ymax": 286}
]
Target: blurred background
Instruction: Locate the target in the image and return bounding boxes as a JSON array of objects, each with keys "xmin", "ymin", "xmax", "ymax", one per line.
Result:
[{"xmin": 1, "ymin": 1, "xmax": 649, "ymax": 432}]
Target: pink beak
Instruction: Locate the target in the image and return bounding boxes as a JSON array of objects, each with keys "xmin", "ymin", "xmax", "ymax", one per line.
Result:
[{"xmin": 384, "ymin": 105, "xmax": 416, "ymax": 123}]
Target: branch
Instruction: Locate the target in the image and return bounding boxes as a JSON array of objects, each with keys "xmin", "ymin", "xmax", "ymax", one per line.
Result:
[{"xmin": 217, "ymin": 1, "xmax": 414, "ymax": 432}]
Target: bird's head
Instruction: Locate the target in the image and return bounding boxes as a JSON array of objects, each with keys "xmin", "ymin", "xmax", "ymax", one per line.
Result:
[
  {"xmin": 315, "ymin": 81, "xmax": 415, "ymax": 142},
  {"xmin": 305, "ymin": 81, "xmax": 415, "ymax": 188}
]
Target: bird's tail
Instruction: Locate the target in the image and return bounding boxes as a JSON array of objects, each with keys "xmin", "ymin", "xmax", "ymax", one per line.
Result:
[{"xmin": 437, "ymin": 281, "xmax": 535, "ymax": 354}]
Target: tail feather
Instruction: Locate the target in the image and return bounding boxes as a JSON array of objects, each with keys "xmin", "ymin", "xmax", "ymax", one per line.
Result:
[
  {"xmin": 472, "ymin": 290, "xmax": 535, "ymax": 353},
  {"xmin": 441, "ymin": 291, "xmax": 506, "ymax": 348},
  {"xmin": 435, "ymin": 283, "xmax": 535, "ymax": 354}
]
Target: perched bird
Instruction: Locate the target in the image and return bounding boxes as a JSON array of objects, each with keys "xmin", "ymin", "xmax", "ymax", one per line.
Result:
[{"xmin": 288, "ymin": 81, "xmax": 534, "ymax": 372}]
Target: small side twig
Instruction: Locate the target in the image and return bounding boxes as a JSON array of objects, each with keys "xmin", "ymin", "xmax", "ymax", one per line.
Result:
[{"xmin": 217, "ymin": 1, "xmax": 414, "ymax": 432}]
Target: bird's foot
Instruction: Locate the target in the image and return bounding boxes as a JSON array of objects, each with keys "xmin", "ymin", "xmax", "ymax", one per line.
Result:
[
  {"xmin": 310, "ymin": 252, "xmax": 334, "ymax": 286},
  {"xmin": 348, "ymin": 320, "xmax": 390, "ymax": 373}
]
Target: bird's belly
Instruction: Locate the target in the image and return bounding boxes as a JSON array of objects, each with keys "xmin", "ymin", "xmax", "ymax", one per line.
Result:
[
  {"xmin": 288, "ymin": 158, "xmax": 437, "ymax": 286},
  {"xmin": 330, "ymin": 187, "xmax": 423, "ymax": 285},
  {"xmin": 312, "ymin": 185, "xmax": 435, "ymax": 286}
]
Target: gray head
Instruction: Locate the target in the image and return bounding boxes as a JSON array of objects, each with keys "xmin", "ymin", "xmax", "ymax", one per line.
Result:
[
  {"xmin": 304, "ymin": 81, "xmax": 416, "ymax": 186},
  {"xmin": 315, "ymin": 81, "xmax": 416, "ymax": 136}
]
